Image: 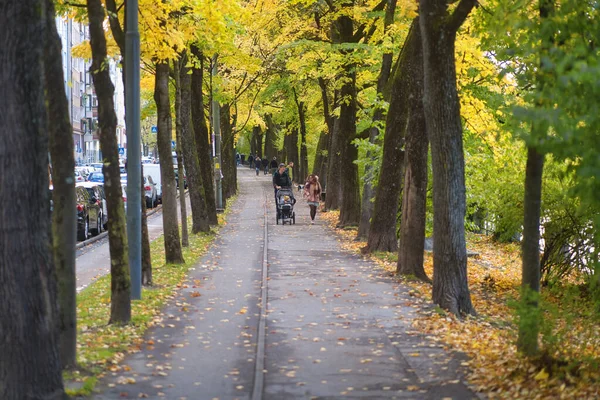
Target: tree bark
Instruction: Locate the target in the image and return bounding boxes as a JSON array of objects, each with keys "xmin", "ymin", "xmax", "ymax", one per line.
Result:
[
  {"xmin": 518, "ymin": 0, "xmax": 554, "ymax": 356},
  {"xmin": 173, "ymin": 59, "xmax": 189, "ymax": 247},
  {"xmin": 357, "ymin": 0, "xmax": 398, "ymax": 239},
  {"xmin": 264, "ymin": 114, "xmax": 278, "ymax": 161},
  {"xmin": 420, "ymin": 0, "xmax": 476, "ymax": 316},
  {"xmin": 221, "ymin": 104, "xmax": 237, "ymax": 200},
  {"xmin": 178, "ymin": 53, "xmax": 210, "ymax": 233},
  {"xmin": 366, "ymin": 19, "xmax": 420, "ymax": 253},
  {"xmin": 287, "ymin": 127, "xmax": 300, "ymax": 183},
  {"xmin": 155, "ymin": 61, "xmax": 185, "ymax": 264},
  {"xmin": 44, "ymin": 0, "xmax": 77, "ymax": 369},
  {"xmin": 397, "ymin": 23, "xmax": 429, "ymax": 281},
  {"xmin": 88, "ymin": 0, "xmax": 131, "ymax": 324},
  {"xmin": 105, "ymin": 0, "xmax": 153, "ymax": 285},
  {"xmin": 314, "ymin": 77, "xmax": 332, "ymax": 189},
  {"xmin": 190, "ymin": 46, "xmax": 218, "ymax": 225},
  {"xmin": 325, "ymin": 87, "xmax": 341, "ymax": 210},
  {"xmin": 293, "ymin": 89, "xmax": 309, "ymax": 182},
  {"xmin": 335, "ymin": 13, "xmax": 361, "ymax": 227},
  {"xmin": 0, "ymin": 2, "xmax": 65, "ymax": 397}
]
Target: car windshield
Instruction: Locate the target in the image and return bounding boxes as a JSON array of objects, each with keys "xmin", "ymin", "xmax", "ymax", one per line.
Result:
[{"xmin": 88, "ymin": 173, "xmax": 104, "ymax": 182}]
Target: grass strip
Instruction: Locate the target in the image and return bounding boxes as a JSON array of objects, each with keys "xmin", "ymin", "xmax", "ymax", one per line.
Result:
[{"xmin": 64, "ymin": 203, "xmax": 234, "ymax": 396}]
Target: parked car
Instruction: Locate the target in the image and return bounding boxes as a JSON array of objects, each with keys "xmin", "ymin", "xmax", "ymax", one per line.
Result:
[
  {"xmin": 89, "ymin": 162, "xmax": 104, "ymax": 171},
  {"xmin": 78, "ymin": 182, "xmax": 109, "ymax": 231},
  {"xmin": 74, "ymin": 170, "xmax": 86, "ymax": 182},
  {"xmin": 75, "ymin": 184, "xmax": 102, "ymax": 241},
  {"xmin": 142, "ymin": 164, "xmax": 163, "ymax": 204},
  {"xmin": 144, "ymin": 175, "xmax": 158, "ymax": 208},
  {"xmin": 87, "ymin": 171, "xmax": 104, "ymax": 183},
  {"xmin": 142, "ymin": 157, "xmax": 154, "ymax": 164},
  {"xmin": 174, "ymin": 167, "xmax": 187, "ymax": 189}
]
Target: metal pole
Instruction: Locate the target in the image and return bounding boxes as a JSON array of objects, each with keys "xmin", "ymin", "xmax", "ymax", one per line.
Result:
[
  {"xmin": 212, "ymin": 55, "xmax": 223, "ymax": 210},
  {"xmin": 126, "ymin": 0, "xmax": 142, "ymax": 300}
]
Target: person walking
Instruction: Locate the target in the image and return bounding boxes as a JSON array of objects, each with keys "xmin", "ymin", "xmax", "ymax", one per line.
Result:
[
  {"xmin": 269, "ymin": 157, "xmax": 278, "ymax": 175},
  {"xmin": 254, "ymin": 156, "xmax": 262, "ymax": 176},
  {"xmin": 303, "ymin": 174, "xmax": 322, "ymax": 224},
  {"xmin": 248, "ymin": 154, "xmax": 254, "ymax": 169},
  {"xmin": 261, "ymin": 157, "xmax": 269, "ymax": 175},
  {"xmin": 273, "ymin": 163, "xmax": 294, "ymax": 204}
]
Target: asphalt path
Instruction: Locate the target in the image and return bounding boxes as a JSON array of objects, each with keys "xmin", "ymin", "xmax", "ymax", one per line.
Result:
[
  {"xmin": 90, "ymin": 168, "xmax": 479, "ymax": 399},
  {"xmin": 75, "ymin": 192, "xmax": 192, "ymax": 292}
]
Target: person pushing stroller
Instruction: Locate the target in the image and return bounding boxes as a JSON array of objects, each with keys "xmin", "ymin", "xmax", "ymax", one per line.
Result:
[{"xmin": 273, "ymin": 163, "xmax": 296, "ymax": 205}]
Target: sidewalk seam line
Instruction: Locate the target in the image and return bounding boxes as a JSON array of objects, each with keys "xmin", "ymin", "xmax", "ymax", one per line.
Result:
[{"xmin": 252, "ymin": 188, "xmax": 268, "ymax": 400}]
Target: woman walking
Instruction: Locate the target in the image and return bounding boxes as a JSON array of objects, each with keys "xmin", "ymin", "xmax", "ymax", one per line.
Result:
[{"xmin": 303, "ymin": 175, "xmax": 322, "ymax": 224}]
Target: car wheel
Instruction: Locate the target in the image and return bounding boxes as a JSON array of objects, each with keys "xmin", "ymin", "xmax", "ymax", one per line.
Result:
[{"xmin": 91, "ymin": 214, "xmax": 101, "ymax": 236}]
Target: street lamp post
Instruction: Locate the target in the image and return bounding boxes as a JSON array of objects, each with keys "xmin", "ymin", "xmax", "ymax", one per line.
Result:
[{"xmin": 126, "ymin": 0, "xmax": 142, "ymax": 300}]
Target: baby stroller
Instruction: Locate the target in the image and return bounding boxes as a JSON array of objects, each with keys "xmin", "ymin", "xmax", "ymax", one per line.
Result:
[{"xmin": 276, "ymin": 188, "xmax": 296, "ymax": 225}]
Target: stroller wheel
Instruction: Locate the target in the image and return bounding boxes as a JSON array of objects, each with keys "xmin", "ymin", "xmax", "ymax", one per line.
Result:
[{"xmin": 292, "ymin": 212, "xmax": 296, "ymax": 224}]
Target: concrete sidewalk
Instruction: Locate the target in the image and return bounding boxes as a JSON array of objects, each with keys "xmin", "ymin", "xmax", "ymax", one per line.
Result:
[{"xmin": 91, "ymin": 168, "xmax": 478, "ymax": 399}]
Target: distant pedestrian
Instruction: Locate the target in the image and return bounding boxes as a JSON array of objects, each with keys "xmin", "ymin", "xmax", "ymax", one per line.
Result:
[
  {"xmin": 261, "ymin": 157, "xmax": 269, "ymax": 175},
  {"xmin": 303, "ymin": 174, "xmax": 322, "ymax": 224},
  {"xmin": 269, "ymin": 157, "xmax": 278, "ymax": 174},
  {"xmin": 248, "ymin": 154, "xmax": 254, "ymax": 168},
  {"xmin": 236, "ymin": 153, "xmax": 241, "ymax": 166},
  {"xmin": 254, "ymin": 156, "xmax": 262, "ymax": 176}
]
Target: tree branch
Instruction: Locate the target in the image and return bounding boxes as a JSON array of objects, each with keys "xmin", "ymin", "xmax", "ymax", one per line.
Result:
[{"xmin": 447, "ymin": 0, "xmax": 478, "ymax": 33}]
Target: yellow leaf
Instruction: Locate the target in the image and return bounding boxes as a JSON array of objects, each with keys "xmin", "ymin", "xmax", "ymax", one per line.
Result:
[{"xmin": 534, "ymin": 369, "xmax": 549, "ymax": 381}]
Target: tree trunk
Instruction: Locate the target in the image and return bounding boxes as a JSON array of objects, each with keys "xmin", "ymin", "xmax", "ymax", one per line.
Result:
[
  {"xmin": 173, "ymin": 60, "xmax": 189, "ymax": 247},
  {"xmin": 420, "ymin": 0, "xmax": 476, "ymax": 316},
  {"xmin": 177, "ymin": 148, "xmax": 189, "ymax": 247},
  {"xmin": 366, "ymin": 19, "xmax": 420, "ymax": 253},
  {"xmin": 293, "ymin": 89, "xmax": 309, "ymax": 182},
  {"xmin": 325, "ymin": 88, "xmax": 341, "ymax": 210},
  {"xmin": 357, "ymin": 0, "xmax": 398, "ymax": 239},
  {"xmin": 397, "ymin": 24, "xmax": 429, "ymax": 281},
  {"xmin": 141, "ymin": 167, "xmax": 153, "ymax": 284},
  {"xmin": 44, "ymin": 0, "xmax": 77, "ymax": 369},
  {"xmin": 105, "ymin": 0, "xmax": 153, "ymax": 285},
  {"xmin": 518, "ymin": 0, "xmax": 554, "ymax": 356},
  {"xmin": 0, "ymin": 2, "xmax": 65, "ymax": 397},
  {"xmin": 178, "ymin": 53, "xmax": 210, "ymax": 234},
  {"xmin": 518, "ymin": 146, "xmax": 544, "ymax": 355},
  {"xmin": 190, "ymin": 46, "xmax": 218, "ymax": 225},
  {"xmin": 88, "ymin": 0, "xmax": 131, "ymax": 324},
  {"xmin": 314, "ymin": 77, "xmax": 332, "ymax": 189},
  {"xmin": 264, "ymin": 114, "xmax": 278, "ymax": 161},
  {"xmin": 287, "ymin": 127, "xmax": 300, "ymax": 183},
  {"xmin": 221, "ymin": 104, "xmax": 237, "ymax": 200},
  {"xmin": 155, "ymin": 61, "xmax": 185, "ymax": 264},
  {"xmin": 254, "ymin": 126, "xmax": 263, "ymax": 159}
]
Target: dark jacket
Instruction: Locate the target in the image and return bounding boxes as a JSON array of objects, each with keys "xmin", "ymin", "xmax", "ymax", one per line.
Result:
[
  {"xmin": 269, "ymin": 159, "xmax": 278, "ymax": 168},
  {"xmin": 262, "ymin": 158, "xmax": 269, "ymax": 167},
  {"xmin": 254, "ymin": 158, "xmax": 262, "ymax": 168},
  {"xmin": 273, "ymin": 170, "xmax": 291, "ymax": 188}
]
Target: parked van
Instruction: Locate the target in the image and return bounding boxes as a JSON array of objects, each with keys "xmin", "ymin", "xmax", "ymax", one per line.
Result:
[{"xmin": 142, "ymin": 164, "xmax": 163, "ymax": 203}]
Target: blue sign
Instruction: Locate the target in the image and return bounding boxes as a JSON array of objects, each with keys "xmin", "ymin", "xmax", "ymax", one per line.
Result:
[
  {"xmin": 151, "ymin": 126, "xmax": 158, "ymax": 133},
  {"xmin": 118, "ymin": 147, "xmax": 125, "ymax": 155},
  {"xmin": 171, "ymin": 141, "xmax": 176, "ymax": 149}
]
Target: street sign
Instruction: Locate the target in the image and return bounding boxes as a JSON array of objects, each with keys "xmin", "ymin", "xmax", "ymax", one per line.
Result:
[
  {"xmin": 151, "ymin": 126, "xmax": 157, "ymax": 133},
  {"xmin": 171, "ymin": 140, "xmax": 176, "ymax": 149},
  {"xmin": 118, "ymin": 147, "xmax": 125, "ymax": 155}
]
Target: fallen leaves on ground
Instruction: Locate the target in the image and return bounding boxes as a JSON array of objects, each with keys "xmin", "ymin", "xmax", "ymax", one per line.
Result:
[{"xmin": 320, "ymin": 209, "xmax": 600, "ymax": 399}]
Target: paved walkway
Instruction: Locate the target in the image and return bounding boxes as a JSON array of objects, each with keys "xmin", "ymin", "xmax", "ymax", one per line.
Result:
[{"xmin": 91, "ymin": 168, "xmax": 477, "ymax": 400}]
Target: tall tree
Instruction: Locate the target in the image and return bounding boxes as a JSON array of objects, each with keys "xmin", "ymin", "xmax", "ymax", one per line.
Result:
[
  {"xmin": 221, "ymin": 103, "xmax": 237, "ymax": 200},
  {"xmin": 177, "ymin": 52, "xmax": 210, "ymax": 233},
  {"xmin": 518, "ymin": 0, "xmax": 555, "ymax": 356},
  {"xmin": 286, "ymin": 126, "xmax": 300, "ymax": 182},
  {"xmin": 294, "ymin": 88, "xmax": 309, "ymax": 183},
  {"xmin": 334, "ymin": 9, "xmax": 361, "ymax": 227},
  {"xmin": 88, "ymin": 0, "xmax": 131, "ymax": 324},
  {"xmin": 44, "ymin": 0, "xmax": 77, "ymax": 368},
  {"xmin": 396, "ymin": 18, "xmax": 429, "ymax": 282},
  {"xmin": 366, "ymin": 19, "xmax": 419, "ymax": 253},
  {"xmin": 357, "ymin": 0, "xmax": 398, "ymax": 239},
  {"xmin": 105, "ymin": 0, "xmax": 154, "ymax": 279},
  {"xmin": 173, "ymin": 59, "xmax": 190, "ymax": 248},
  {"xmin": 264, "ymin": 113, "xmax": 278, "ymax": 162},
  {"xmin": 155, "ymin": 61, "xmax": 185, "ymax": 264},
  {"xmin": 0, "ymin": 0, "xmax": 65, "ymax": 397},
  {"xmin": 190, "ymin": 46, "xmax": 218, "ymax": 225},
  {"xmin": 420, "ymin": 0, "xmax": 477, "ymax": 315},
  {"xmin": 314, "ymin": 77, "xmax": 333, "ymax": 190}
]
